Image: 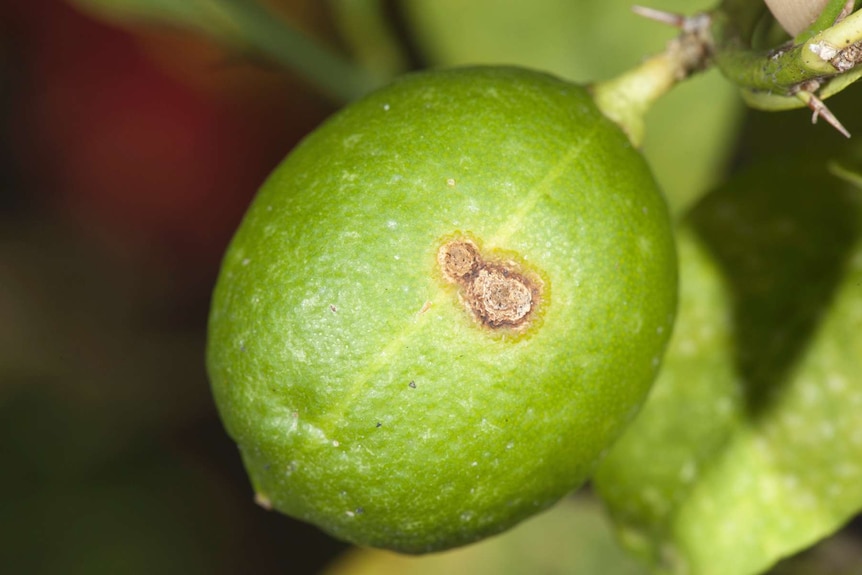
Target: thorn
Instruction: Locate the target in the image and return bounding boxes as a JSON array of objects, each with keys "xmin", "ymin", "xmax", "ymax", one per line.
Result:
[
  {"xmin": 796, "ymin": 90, "xmax": 851, "ymax": 138},
  {"xmin": 631, "ymin": 5, "xmax": 686, "ymax": 28},
  {"xmin": 632, "ymin": 6, "xmax": 710, "ymax": 34}
]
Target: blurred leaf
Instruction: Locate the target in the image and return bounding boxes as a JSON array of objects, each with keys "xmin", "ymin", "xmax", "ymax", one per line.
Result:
[
  {"xmin": 769, "ymin": 523, "xmax": 862, "ymax": 575},
  {"xmin": 0, "ymin": 387, "xmax": 247, "ymax": 575},
  {"xmin": 65, "ymin": 0, "xmax": 379, "ymax": 101},
  {"xmin": 594, "ymin": 159, "xmax": 862, "ymax": 575},
  {"xmin": 67, "ymin": 0, "xmax": 239, "ymax": 39},
  {"xmin": 322, "ymin": 495, "xmax": 648, "ymax": 575},
  {"xmin": 739, "ymin": 80, "xmax": 862, "ymax": 162},
  {"xmin": 328, "ymin": 0, "xmax": 409, "ymax": 79},
  {"xmin": 0, "ymin": 220, "xmax": 211, "ymax": 434},
  {"xmin": 398, "ymin": 0, "xmax": 743, "ymax": 216}
]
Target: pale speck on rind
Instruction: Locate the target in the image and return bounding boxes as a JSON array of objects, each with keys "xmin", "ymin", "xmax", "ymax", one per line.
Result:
[
  {"xmin": 638, "ymin": 236, "xmax": 653, "ymax": 254},
  {"xmin": 715, "ymin": 397, "xmax": 734, "ymax": 416},
  {"xmin": 266, "ymin": 205, "xmax": 273, "ymax": 212},
  {"xmin": 345, "ymin": 510, "xmax": 355, "ymax": 518},
  {"xmin": 471, "ymin": 461, "xmax": 478, "ymax": 467},
  {"xmin": 386, "ymin": 220, "xmax": 398, "ymax": 230},
  {"xmin": 241, "ymin": 258, "xmax": 251, "ymax": 266},
  {"xmin": 796, "ymin": 490, "xmax": 818, "ymax": 509},
  {"xmin": 678, "ymin": 338, "xmax": 697, "ymax": 356},
  {"xmin": 782, "ymin": 474, "xmax": 799, "ymax": 490},
  {"xmin": 828, "ymin": 484, "xmax": 844, "ymax": 497},
  {"xmin": 759, "ymin": 477, "xmax": 779, "ymax": 502},
  {"xmin": 343, "ymin": 134, "xmax": 363, "ymax": 148},
  {"xmin": 820, "ymin": 421, "xmax": 836, "ymax": 440},
  {"xmin": 254, "ymin": 493, "xmax": 273, "ymax": 510},
  {"xmin": 506, "ymin": 441, "xmax": 514, "ymax": 450},
  {"xmin": 781, "ymin": 413, "xmax": 804, "ymax": 431},
  {"xmin": 382, "ymin": 103, "xmax": 390, "ymax": 111},
  {"xmin": 332, "ymin": 440, "xmax": 340, "ymax": 447},
  {"xmin": 800, "ymin": 381, "xmax": 821, "ymax": 404},
  {"xmin": 641, "ymin": 487, "xmax": 667, "ymax": 513},
  {"xmin": 835, "ymin": 462, "xmax": 858, "ymax": 478},
  {"xmin": 697, "ymin": 324, "xmax": 716, "ymax": 340},
  {"xmin": 754, "ymin": 436, "xmax": 772, "ymax": 457},
  {"xmin": 826, "ymin": 374, "xmax": 847, "ymax": 393},
  {"xmin": 679, "ymin": 460, "xmax": 697, "ymax": 483},
  {"xmin": 446, "ymin": 177, "xmax": 456, "ymax": 187}
]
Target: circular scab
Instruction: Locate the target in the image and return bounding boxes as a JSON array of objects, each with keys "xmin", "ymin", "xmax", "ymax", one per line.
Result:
[
  {"xmin": 436, "ymin": 238, "xmax": 543, "ymax": 332},
  {"xmin": 465, "ymin": 266, "xmax": 534, "ymax": 327},
  {"xmin": 437, "ymin": 239, "xmax": 481, "ymax": 282}
]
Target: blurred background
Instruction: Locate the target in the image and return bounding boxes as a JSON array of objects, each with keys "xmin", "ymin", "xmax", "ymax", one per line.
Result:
[{"xmin": 0, "ymin": 0, "xmax": 860, "ymax": 573}]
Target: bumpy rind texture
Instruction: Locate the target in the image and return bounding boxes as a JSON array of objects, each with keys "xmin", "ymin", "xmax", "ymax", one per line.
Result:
[{"xmin": 206, "ymin": 66, "xmax": 677, "ymax": 553}]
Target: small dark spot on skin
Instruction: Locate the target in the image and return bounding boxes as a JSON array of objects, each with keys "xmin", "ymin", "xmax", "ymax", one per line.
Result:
[
  {"xmin": 292, "ymin": 411, "xmax": 299, "ymax": 418},
  {"xmin": 408, "ymin": 380, "xmax": 417, "ymax": 389},
  {"xmin": 437, "ymin": 238, "xmax": 543, "ymax": 332},
  {"xmin": 355, "ymin": 507, "xmax": 365, "ymax": 515},
  {"xmin": 376, "ymin": 422, "xmax": 382, "ymax": 428},
  {"xmin": 330, "ymin": 304, "xmax": 337, "ymax": 313}
]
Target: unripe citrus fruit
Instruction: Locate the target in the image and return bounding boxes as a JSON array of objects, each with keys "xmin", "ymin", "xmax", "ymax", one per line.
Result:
[{"xmin": 206, "ymin": 66, "xmax": 676, "ymax": 553}]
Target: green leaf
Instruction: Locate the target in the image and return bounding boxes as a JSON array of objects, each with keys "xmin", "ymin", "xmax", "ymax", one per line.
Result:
[
  {"xmin": 594, "ymin": 160, "xmax": 862, "ymax": 575},
  {"xmin": 398, "ymin": 0, "xmax": 743, "ymax": 216},
  {"xmin": 66, "ymin": 0, "xmax": 380, "ymax": 101},
  {"xmin": 67, "ymin": 0, "xmax": 239, "ymax": 39}
]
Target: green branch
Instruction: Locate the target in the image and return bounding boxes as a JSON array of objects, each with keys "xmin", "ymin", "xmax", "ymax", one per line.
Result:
[
  {"xmin": 591, "ymin": 11, "xmax": 713, "ymax": 147},
  {"xmin": 710, "ymin": 0, "xmax": 862, "ymax": 112}
]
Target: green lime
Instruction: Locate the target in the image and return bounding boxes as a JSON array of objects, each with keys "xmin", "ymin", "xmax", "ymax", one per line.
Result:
[{"xmin": 206, "ymin": 66, "xmax": 676, "ymax": 553}]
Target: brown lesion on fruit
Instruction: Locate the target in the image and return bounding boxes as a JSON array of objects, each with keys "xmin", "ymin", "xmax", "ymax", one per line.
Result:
[
  {"xmin": 436, "ymin": 236, "xmax": 544, "ymax": 333},
  {"xmin": 437, "ymin": 239, "xmax": 480, "ymax": 282}
]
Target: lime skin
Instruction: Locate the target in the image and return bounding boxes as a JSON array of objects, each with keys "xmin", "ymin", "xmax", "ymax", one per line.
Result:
[{"xmin": 206, "ymin": 66, "xmax": 677, "ymax": 553}]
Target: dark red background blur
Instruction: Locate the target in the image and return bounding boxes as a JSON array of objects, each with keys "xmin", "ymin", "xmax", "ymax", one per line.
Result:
[{"xmin": 0, "ymin": 0, "xmax": 349, "ymax": 572}]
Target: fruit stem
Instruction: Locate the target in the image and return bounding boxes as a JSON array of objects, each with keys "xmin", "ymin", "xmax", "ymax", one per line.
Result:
[{"xmin": 590, "ymin": 10, "xmax": 713, "ymax": 147}]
